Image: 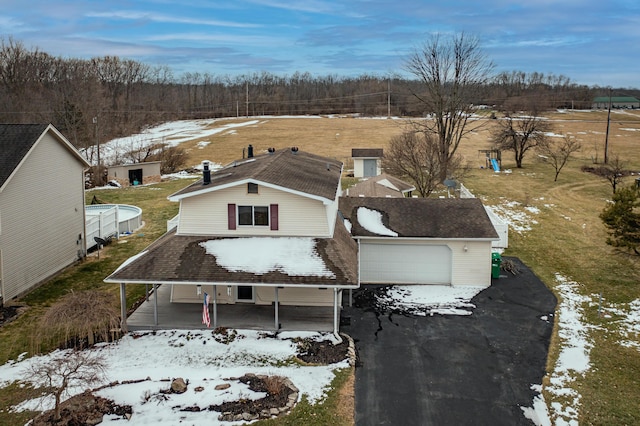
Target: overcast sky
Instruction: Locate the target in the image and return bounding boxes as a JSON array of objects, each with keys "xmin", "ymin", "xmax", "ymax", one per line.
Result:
[{"xmin": 1, "ymin": 0, "xmax": 638, "ymax": 87}]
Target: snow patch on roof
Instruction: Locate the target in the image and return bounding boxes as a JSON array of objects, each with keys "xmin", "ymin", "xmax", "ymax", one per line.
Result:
[
  {"xmin": 357, "ymin": 207, "xmax": 397, "ymax": 237},
  {"xmin": 200, "ymin": 238, "xmax": 335, "ymax": 278}
]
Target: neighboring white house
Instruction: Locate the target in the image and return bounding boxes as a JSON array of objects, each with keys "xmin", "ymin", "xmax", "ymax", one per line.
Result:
[
  {"xmin": 352, "ymin": 148, "xmax": 383, "ymax": 178},
  {"xmin": 339, "ymin": 197, "xmax": 499, "ymax": 287},
  {"xmin": 0, "ymin": 124, "xmax": 90, "ymax": 303}
]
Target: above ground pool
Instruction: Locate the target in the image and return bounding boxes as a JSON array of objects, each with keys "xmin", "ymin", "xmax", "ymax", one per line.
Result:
[{"xmin": 85, "ymin": 204, "xmax": 143, "ymax": 249}]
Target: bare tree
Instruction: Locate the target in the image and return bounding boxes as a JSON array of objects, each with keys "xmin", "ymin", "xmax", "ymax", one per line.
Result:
[
  {"xmin": 538, "ymin": 134, "xmax": 582, "ymax": 181},
  {"xmin": 404, "ymin": 32, "xmax": 494, "ymax": 180},
  {"xmin": 602, "ymin": 155, "xmax": 626, "ymax": 194},
  {"xmin": 33, "ymin": 290, "xmax": 121, "ymax": 353},
  {"xmin": 492, "ymin": 114, "xmax": 551, "ymax": 168},
  {"xmin": 28, "ymin": 350, "xmax": 106, "ymax": 422},
  {"xmin": 383, "ymin": 131, "xmax": 463, "ymax": 197}
]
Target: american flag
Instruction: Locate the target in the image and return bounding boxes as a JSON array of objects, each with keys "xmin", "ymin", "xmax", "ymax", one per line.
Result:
[{"xmin": 202, "ymin": 292, "xmax": 211, "ymax": 328}]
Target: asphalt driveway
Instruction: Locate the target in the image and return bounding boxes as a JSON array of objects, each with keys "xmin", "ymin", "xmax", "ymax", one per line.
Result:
[{"xmin": 342, "ymin": 257, "xmax": 557, "ymax": 426}]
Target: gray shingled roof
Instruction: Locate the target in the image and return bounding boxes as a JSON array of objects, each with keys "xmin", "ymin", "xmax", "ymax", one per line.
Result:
[
  {"xmin": 351, "ymin": 148, "xmax": 383, "ymax": 158},
  {"xmin": 171, "ymin": 148, "xmax": 342, "ymax": 201},
  {"xmin": 339, "ymin": 197, "xmax": 499, "ymax": 239},
  {"xmin": 345, "ymin": 174, "xmax": 415, "ymax": 198},
  {"xmin": 0, "ymin": 124, "xmax": 49, "ymax": 188},
  {"xmin": 105, "ymin": 216, "xmax": 358, "ymax": 287}
]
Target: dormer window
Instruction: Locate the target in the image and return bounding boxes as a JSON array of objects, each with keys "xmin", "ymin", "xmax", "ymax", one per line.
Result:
[{"xmin": 247, "ymin": 182, "xmax": 258, "ymax": 194}]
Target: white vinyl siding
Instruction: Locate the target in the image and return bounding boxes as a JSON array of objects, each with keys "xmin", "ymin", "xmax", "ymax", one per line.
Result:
[
  {"xmin": 359, "ymin": 239, "xmax": 493, "ymax": 287},
  {"xmin": 0, "ymin": 132, "xmax": 86, "ymax": 300},
  {"xmin": 255, "ymin": 286, "xmax": 334, "ymax": 306},
  {"xmin": 448, "ymin": 240, "xmax": 493, "ymax": 287},
  {"xmin": 177, "ymin": 184, "xmax": 330, "ymax": 237},
  {"xmin": 360, "ymin": 241, "xmax": 452, "ymax": 284},
  {"xmin": 170, "ymin": 284, "xmax": 335, "ymax": 307}
]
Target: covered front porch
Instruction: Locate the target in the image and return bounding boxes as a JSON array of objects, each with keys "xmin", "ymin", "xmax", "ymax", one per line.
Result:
[{"xmin": 121, "ymin": 283, "xmax": 345, "ymax": 333}]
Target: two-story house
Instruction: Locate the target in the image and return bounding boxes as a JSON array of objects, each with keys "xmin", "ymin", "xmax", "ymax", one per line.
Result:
[
  {"xmin": 105, "ymin": 148, "xmax": 358, "ymax": 334},
  {"xmin": 0, "ymin": 124, "xmax": 90, "ymax": 304},
  {"xmin": 106, "ymin": 146, "xmax": 498, "ymax": 334}
]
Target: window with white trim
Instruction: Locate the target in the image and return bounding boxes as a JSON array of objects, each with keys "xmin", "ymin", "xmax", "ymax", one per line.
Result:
[{"xmin": 238, "ymin": 205, "xmax": 269, "ymax": 226}]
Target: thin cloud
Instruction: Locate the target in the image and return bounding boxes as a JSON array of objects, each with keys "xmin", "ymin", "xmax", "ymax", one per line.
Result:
[{"xmin": 86, "ymin": 11, "xmax": 261, "ymax": 28}]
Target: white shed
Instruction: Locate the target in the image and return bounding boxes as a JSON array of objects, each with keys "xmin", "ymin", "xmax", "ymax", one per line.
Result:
[{"xmin": 352, "ymin": 148, "xmax": 383, "ymax": 178}]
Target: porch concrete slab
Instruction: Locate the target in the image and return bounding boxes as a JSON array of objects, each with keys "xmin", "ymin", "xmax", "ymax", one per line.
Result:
[{"xmin": 125, "ymin": 284, "xmax": 334, "ymax": 332}]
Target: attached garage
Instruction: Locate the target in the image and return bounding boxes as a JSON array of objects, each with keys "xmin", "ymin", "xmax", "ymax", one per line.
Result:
[
  {"xmin": 360, "ymin": 241, "xmax": 451, "ymax": 284},
  {"xmin": 339, "ymin": 196, "xmax": 500, "ymax": 287}
]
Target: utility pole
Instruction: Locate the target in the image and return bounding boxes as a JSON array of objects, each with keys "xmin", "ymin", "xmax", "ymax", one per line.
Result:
[
  {"xmin": 604, "ymin": 88, "xmax": 612, "ymax": 164},
  {"xmin": 387, "ymin": 79, "xmax": 391, "ymax": 119},
  {"xmin": 245, "ymin": 82, "xmax": 249, "ymax": 118},
  {"xmin": 93, "ymin": 116, "xmax": 101, "ymax": 186}
]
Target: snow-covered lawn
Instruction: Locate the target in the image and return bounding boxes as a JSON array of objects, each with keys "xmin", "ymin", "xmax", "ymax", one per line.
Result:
[{"xmin": 0, "ymin": 330, "xmax": 348, "ymax": 425}]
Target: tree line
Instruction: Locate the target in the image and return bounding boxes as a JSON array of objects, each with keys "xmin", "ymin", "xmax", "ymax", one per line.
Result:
[{"xmin": 0, "ymin": 37, "xmax": 623, "ymax": 154}]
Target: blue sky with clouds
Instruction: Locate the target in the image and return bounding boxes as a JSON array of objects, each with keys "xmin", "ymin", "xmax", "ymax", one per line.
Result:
[{"xmin": 1, "ymin": 0, "xmax": 639, "ymax": 87}]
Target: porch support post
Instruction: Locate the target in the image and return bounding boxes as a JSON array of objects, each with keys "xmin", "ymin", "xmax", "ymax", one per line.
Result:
[
  {"xmin": 333, "ymin": 288, "xmax": 339, "ymax": 335},
  {"xmin": 349, "ymin": 289, "xmax": 353, "ymax": 307},
  {"xmin": 145, "ymin": 284, "xmax": 149, "ymax": 301},
  {"xmin": 213, "ymin": 285, "xmax": 218, "ymax": 328},
  {"xmin": 274, "ymin": 287, "xmax": 279, "ymax": 331},
  {"xmin": 119, "ymin": 283, "xmax": 128, "ymax": 333},
  {"xmin": 153, "ymin": 284, "xmax": 158, "ymax": 326}
]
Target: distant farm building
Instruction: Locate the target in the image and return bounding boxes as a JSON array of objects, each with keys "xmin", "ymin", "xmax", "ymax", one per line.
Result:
[{"xmin": 592, "ymin": 96, "xmax": 640, "ymax": 109}]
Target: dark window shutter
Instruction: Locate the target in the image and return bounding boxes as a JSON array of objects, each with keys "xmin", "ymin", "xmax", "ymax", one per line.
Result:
[
  {"xmin": 228, "ymin": 204, "xmax": 236, "ymax": 230},
  {"xmin": 270, "ymin": 204, "xmax": 279, "ymax": 231}
]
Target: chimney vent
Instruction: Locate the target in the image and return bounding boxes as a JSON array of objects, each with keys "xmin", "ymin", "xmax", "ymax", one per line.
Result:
[
  {"xmin": 268, "ymin": 147, "xmax": 275, "ymax": 154},
  {"xmin": 202, "ymin": 161, "xmax": 211, "ymax": 185},
  {"xmin": 290, "ymin": 146, "xmax": 299, "ymax": 154},
  {"xmin": 248, "ymin": 144, "xmax": 254, "ymax": 158}
]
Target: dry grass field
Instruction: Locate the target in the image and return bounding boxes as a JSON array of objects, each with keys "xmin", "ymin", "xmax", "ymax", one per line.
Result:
[{"xmin": 175, "ymin": 110, "xmax": 640, "ymax": 424}]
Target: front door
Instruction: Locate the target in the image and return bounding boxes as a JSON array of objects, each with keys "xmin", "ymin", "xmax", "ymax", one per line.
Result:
[{"xmin": 236, "ymin": 286, "xmax": 254, "ymax": 302}]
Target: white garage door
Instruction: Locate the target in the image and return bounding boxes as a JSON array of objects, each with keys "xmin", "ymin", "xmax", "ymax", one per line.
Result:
[{"xmin": 360, "ymin": 242, "xmax": 452, "ymax": 284}]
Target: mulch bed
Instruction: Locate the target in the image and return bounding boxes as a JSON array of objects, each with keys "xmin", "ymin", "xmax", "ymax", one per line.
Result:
[
  {"xmin": 209, "ymin": 374, "xmax": 293, "ymax": 416},
  {"xmin": 29, "ymin": 391, "xmax": 132, "ymax": 426},
  {"xmin": 296, "ymin": 337, "xmax": 350, "ymax": 364}
]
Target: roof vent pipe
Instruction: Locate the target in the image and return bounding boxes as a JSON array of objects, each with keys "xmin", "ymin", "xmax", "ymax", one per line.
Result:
[
  {"xmin": 291, "ymin": 146, "xmax": 299, "ymax": 154},
  {"xmin": 202, "ymin": 161, "xmax": 211, "ymax": 185},
  {"xmin": 248, "ymin": 144, "xmax": 254, "ymax": 158},
  {"xmin": 268, "ymin": 147, "xmax": 275, "ymax": 154}
]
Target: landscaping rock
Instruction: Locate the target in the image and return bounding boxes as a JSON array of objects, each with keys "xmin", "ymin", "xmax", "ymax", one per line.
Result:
[{"xmin": 171, "ymin": 378, "xmax": 187, "ymax": 394}]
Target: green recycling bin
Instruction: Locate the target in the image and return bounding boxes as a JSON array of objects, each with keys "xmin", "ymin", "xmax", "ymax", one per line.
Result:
[{"xmin": 491, "ymin": 252, "xmax": 502, "ymax": 279}]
